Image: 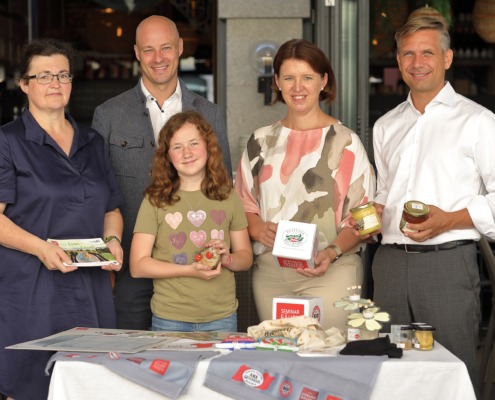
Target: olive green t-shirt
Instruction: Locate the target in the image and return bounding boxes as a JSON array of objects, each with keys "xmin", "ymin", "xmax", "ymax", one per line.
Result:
[{"xmin": 134, "ymin": 189, "xmax": 248, "ymax": 323}]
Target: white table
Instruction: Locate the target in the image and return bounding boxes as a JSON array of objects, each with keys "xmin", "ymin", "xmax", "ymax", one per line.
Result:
[{"xmin": 48, "ymin": 342, "xmax": 476, "ymax": 400}]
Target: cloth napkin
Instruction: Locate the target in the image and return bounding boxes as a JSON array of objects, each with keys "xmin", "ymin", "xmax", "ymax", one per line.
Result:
[
  {"xmin": 340, "ymin": 336, "xmax": 403, "ymax": 358},
  {"xmin": 46, "ymin": 350, "xmax": 218, "ymax": 399},
  {"xmin": 247, "ymin": 315, "xmax": 346, "ymax": 349},
  {"xmin": 204, "ymin": 349, "xmax": 386, "ymax": 400}
]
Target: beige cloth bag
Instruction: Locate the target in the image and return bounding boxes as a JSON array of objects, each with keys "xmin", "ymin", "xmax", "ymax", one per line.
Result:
[{"xmin": 247, "ymin": 316, "xmax": 346, "ymax": 349}]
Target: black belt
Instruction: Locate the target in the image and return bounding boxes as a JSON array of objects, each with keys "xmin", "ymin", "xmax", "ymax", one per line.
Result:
[{"xmin": 388, "ymin": 240, "xmax": 474, "ymax": 253}]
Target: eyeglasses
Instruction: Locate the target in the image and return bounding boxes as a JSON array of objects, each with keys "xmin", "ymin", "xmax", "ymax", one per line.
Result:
[{"xmin": 25, "ymin": 72, "xmax": 73, "ymax": 84}]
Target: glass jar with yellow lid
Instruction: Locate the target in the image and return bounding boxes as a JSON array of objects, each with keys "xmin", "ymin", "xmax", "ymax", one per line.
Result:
[{"xmin": 350, "ymin": 202, "xmax": 381, "ymax": 236}]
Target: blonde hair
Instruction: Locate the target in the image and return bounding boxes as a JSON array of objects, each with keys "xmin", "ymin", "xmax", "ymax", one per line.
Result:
[{"xmin": 395, "ymin": 15, "xmax": 450, "ymax": 52}]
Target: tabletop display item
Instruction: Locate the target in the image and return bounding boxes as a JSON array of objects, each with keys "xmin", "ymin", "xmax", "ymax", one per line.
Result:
[
  {"xmin": 414, "ymin": 325, "xmax": 436, "ymax": 351},
  {"xmin": 214, "ymin": 335, "xmax": 256, "ymax": 350},
  {"xmin": 272, "ymin": 295, "xmax": 323, "ymax": 324},
  {"xmin": 255, "ymin": 336, "xmax": 299, "ymax": 352},
  {"xmin": 334, "ymin": 286, "xmax": 390, "ymax": 341},
  {"xmin": 272, "ymin": 220, "xmax": 319, "ymax": 269},
  {"xmin": 47, "ymin": 238, "xmax": 118, "ymax": 267},
  {"xmin": 333, "ymin": 285, "xmax": 372, "ymax": 312}
]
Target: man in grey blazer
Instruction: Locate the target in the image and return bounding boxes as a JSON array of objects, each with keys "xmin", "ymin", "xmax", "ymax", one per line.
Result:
[{"xmin": 92, "ymin": 15, "xmax": 232, "ymax": 330}]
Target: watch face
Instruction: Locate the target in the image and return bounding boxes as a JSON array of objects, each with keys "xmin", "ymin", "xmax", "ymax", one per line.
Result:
[{"xmin": 327, "ymin": 244, "xmax": 342, "ymax": 258}]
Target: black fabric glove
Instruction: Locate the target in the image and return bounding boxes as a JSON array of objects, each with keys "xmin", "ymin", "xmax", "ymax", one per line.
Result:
[{"xmin": 340, "ymin": 335, "xmax": 403, "ymax": 358}]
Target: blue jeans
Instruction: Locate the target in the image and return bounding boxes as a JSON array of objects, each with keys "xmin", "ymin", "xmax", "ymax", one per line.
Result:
[{"xmin": 151, "ymin": 313, "xmax": 237, "ymax": 332}]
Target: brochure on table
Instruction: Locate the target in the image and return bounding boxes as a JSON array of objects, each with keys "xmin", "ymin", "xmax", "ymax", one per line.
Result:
[
  {"xmin": 6, "ymin": 327, "xmax": 244, "ymax": 354},
  {"xmin": 47, "ymin": 238, "xmax": 118, "ymax": 267}
]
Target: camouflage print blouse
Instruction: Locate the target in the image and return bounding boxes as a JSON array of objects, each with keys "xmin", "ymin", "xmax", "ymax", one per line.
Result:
[{"xmin": 235, "ymin": 121, "xmax": 376, "ymax": 255}]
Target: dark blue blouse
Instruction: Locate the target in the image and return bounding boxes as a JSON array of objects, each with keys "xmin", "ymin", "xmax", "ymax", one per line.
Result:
[{"xmin": 0, "ymin": 110, "xmax": 124, "ymax": 399}]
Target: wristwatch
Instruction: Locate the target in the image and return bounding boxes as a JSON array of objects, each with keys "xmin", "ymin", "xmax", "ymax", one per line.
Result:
[
  {"xmin": 104, "ymin": 235, "xmax": 121, "ymax": 244},
  {"xmin": 325, "ymin": 244, "xmax": 343, "ymax": 262}
]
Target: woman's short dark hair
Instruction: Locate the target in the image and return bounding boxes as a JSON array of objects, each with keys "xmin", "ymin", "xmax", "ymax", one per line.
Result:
[
  {"xmin": 19, "ymin": 38, "xmax": 74, "ymax": 84},
  {"xmin": 272, "ymin": 39, "xmax": 337, "ymax": 105}
]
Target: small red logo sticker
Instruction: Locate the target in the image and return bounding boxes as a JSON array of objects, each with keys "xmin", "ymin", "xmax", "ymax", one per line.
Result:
[
  {"xmin": 192, "ymin": 342, "xmax": 216, "ymax": 348},
  {"xmin": 279, "ymin": 380, "xmax": 293, "ymax": 397},
  {"xmin": 150, "ymin": 359, "xmax": 170, "ymax": 376},
  {"xmin": 108, "ymin": 352, "xmax": 120, "ymax": 360},
  {"xmin": 126, "ymin": 357, "xmax": 146, "ymax": 365},
  {"xmin": 299, "ymin": 387, "xmax": 319, "ymax": 400},
  {"xmin": 232, "ymin": 365, "xmax": 275, "ymax": 390},
  {"xmin": 312, "ymin": 305, "xmax": 321, "ymax": 321}
]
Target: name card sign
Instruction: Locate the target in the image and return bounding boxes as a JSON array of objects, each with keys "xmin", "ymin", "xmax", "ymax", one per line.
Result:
[{"xmin": 272, "ymin": 296, "xmax": 323, "ymax": 323}]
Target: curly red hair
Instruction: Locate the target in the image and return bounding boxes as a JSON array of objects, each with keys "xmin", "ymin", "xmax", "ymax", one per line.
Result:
[{"xmin": 146, "ymin": 110, "xmax": 231, "ymax": 208}]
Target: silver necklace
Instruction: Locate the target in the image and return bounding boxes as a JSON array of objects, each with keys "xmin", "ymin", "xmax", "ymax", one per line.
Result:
[{"xmin": 182, "ymin": 191, "xmax": 204, "ymax": 212}]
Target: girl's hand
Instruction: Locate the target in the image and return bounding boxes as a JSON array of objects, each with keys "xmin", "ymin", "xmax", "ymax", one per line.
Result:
[
  {"xmin": 206, "ymin": 239, "xmax": 231, "ymax": 266},
  {"xmin": 191, "ymin": 262, "xmax": 222, "ymax": 280}
]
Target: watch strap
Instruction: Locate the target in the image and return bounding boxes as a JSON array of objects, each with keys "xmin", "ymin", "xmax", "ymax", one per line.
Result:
[
  {"xmin": 104, "ymin": 235, "xmax": 121, "ymax": 244},
  {"xmin": 325, "ymin": 244, "xmax": 343, "ymax": 262}
]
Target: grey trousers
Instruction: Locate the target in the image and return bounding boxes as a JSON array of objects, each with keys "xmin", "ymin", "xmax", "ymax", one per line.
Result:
[{"xmin": 372, "ymin": 242, "xmax": 480, "ymax": 393}]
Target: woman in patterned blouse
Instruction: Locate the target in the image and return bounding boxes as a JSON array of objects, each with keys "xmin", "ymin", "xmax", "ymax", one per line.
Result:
[{"xmin": 235, "ymin": 39, "xmax": 376, "ymax": 331}]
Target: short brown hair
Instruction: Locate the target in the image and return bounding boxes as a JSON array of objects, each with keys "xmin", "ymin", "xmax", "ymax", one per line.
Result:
[
  {"xmin": 19, "ymin": 38, "xmax": 74, "ymax": 84},
  {"xmin": 272, "ymin": 39, "xmax": 336, "ymax": 105}
]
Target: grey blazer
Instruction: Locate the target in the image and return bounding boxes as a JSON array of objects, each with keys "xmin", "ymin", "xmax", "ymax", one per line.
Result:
[{"xmin": 92, "ymin": 78, "xmax": 232, "ymax": 266}]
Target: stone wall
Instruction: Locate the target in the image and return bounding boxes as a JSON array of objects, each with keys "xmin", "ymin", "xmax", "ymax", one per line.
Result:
[{"xmin": 218, "ymin": 0, "xmax": 311, "ymax": 172}]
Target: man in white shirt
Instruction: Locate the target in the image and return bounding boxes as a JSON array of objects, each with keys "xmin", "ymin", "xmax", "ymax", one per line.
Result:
[
  {"xmin": 372, "ymin": 14, "xmax": 495, "ymax": 392},
  {"xmin": 92, "ymin": 15, "xmax": 231, "ymax": 331}
]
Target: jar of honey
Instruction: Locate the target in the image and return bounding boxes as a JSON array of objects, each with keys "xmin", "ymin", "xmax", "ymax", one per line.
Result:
[
  {"xmin": 350, "ymin": 202, "xmax": 381, "ymax": 235},
  {"xmin": 414, "ymin": 325, "xmax": 435, "ymax": 351},
  {"xmin": 400, "ymin": 201, "xmax": 429, "ymax": 234},
  {"xmin": 399, "ymin": 325, "xmax": 413, "ymax": 350}
]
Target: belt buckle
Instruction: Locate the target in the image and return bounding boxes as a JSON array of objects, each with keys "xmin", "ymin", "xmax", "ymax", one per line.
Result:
[{"xmin": 404, "ymin": 244, "xmax": 420, "ymax": 254}]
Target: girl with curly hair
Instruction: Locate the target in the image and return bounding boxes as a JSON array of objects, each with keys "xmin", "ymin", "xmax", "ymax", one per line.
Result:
[{"xmin": 130, "ymin": 110, "xmax": 252, "ymax": 332}]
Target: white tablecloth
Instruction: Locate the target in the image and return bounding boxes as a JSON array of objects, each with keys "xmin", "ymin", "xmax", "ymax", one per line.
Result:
[{"xmin": 48, "ymin": 342, "xmax": 476, "ymax": 400}]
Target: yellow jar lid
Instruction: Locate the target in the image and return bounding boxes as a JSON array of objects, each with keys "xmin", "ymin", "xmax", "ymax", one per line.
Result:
[{"xmin": 350, "ymin": 201, "xmax": 374, "ymax": 213}]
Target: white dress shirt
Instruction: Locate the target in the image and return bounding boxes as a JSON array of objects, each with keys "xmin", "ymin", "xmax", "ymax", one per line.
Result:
[
  {"xmin": 141, "ymin": 79, "xmax": 182, "ymax": 142},
  {"xmin": 373, "ymin": 81, "xmax": 495, "ymax": 244}
]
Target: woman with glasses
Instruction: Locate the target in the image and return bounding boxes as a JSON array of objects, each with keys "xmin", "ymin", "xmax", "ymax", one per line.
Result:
[{"xmin": 0, "ymin": 38, "xmax": 124, "ymax": 400}]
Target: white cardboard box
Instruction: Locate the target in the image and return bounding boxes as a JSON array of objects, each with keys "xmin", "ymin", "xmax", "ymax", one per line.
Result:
[
  {"xmin": 272, "ymin": 296, "xmax": 323, "ymax": 324},
  {"xmin": 272, "ymin": 220, "xmax": 318, "ymax": 269}
]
